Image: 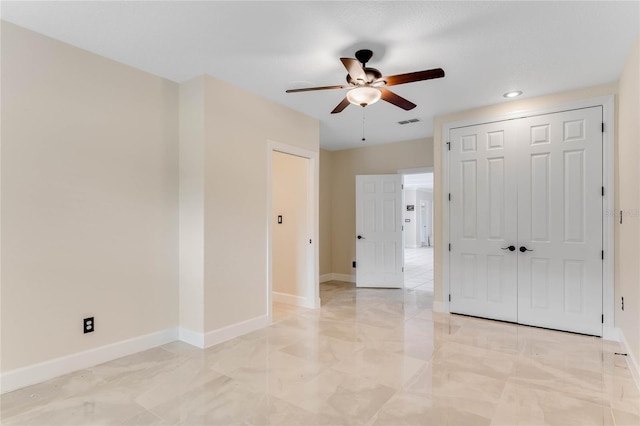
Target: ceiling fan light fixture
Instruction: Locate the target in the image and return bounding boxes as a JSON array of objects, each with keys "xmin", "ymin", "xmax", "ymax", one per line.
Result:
[{"xmin": 346, "ymin": 86, "xmax": 381, "ymax": 107}]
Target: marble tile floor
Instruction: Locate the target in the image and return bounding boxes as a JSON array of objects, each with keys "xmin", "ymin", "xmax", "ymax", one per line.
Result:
[
  {"xmin": 403, "ymin": 247, "xmax": 433, "ymax": 290},
  {"xmin": 2, "ymin": 281, "xmax": 638, "ymax": 425}
]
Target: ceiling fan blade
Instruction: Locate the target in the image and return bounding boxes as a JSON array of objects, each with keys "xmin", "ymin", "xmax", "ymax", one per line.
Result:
[
  {"xmin": 384, "ymin": 68, "xmax": 445, "ymax": 87},
  {"xmin": 286, "ymin": 84, "xmax": 349, "ymax": 93},
  {"xmin": 331, "ymin": 97, "xmax": 351, "ymax": 114},
  {"xmin": 379, "ymin": 88, "xmax": 417, "ymax": 110},
  {"xmin": 340, "ymin": 58, "xmax": 367, "ymax": 83}
]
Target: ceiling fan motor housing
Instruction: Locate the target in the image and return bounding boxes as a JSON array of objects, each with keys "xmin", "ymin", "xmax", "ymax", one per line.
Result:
[{"xmin": 346, "ymin": 67, "xmax": 382, "ymax": 85}]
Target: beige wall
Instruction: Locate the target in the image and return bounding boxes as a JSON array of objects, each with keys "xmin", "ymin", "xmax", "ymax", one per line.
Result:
[
  {"xmin": 328, "ymin": 138, "xmax": 433, "ymax": 276},
  {"xmin": 1, "ymin": 22, "xmax": 179, "ymax": 371},
  {"xmin": 616, "ymin": 34, "xmax": 640, "ymax": 369},
  {"xmin": 272, "ymin": 151, "xmax": 309, "ymax": 298},
  {"xmin": 200, "ymin": 75, "xmax": 318, "ymax": 331},
  {"xmin": 433, "ymin": 82, "xmax": 618, "ymax": 304},
  {"xmin": 319, "ymin": 150, "xmax": 333, "ymax": 276}
]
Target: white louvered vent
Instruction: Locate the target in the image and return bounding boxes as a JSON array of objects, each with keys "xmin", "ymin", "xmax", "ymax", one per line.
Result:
[{"xmin": 397, "ymin": 118, "xmax": 421, "ymax": 125}]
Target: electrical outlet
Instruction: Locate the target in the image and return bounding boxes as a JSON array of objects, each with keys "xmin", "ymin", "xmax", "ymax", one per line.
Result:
[{"xmin": 84, "ymin": 317, "xmax": 94, "ymax": 334}]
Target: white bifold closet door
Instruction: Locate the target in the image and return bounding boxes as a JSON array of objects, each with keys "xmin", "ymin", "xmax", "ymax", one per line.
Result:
[{"xmin": 449, "ymin": 106, "xmax": 603, "ymax": 336}]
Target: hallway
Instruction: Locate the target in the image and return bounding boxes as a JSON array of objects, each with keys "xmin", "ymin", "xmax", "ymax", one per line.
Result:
[{"xmin": 404, "ymin": 246, "xmax": 434, "ymax": 291}]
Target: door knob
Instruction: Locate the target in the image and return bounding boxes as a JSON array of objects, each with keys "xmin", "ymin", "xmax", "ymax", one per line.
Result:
[
  {"xmin": 501, "ymin": 245, "xmax": 516, "ymax": 252},
  {"xmin": 357, "ymin": 235, "xmax": 365, "ymax": 240},
  {"xmin": 519, "ymin": 246, "xmax": 533, "ymax": 253}
]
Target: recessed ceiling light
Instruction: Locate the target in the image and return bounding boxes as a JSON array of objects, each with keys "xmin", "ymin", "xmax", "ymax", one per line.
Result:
[{"xmin": 503, "ymin": 90, "xmax": 523, "ymax": 98}]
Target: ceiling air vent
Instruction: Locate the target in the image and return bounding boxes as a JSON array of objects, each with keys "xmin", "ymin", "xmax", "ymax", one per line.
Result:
[{"xmin": 398, "ymin": 118, "xmax": 421, "ymax": 125}]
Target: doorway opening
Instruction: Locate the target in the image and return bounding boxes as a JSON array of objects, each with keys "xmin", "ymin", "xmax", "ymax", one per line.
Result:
[
  {"xmin": 267, "ymin": 141, "xmax": 319, "ymax": 324},
  {"xmin": 402, "ymin": 171, "xmax": 434, "ymax": 292}
]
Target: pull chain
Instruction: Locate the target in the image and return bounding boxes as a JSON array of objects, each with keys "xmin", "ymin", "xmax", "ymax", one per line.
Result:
[{"xmin": 362, "ymin": 108, "xmax": 366, "ymax": 142}]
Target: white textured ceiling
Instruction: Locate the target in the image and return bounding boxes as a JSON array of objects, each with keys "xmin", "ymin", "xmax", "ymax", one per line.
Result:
[{"xmin": 2, "ymin": 1, "xmax": 638, "ymax": 151}]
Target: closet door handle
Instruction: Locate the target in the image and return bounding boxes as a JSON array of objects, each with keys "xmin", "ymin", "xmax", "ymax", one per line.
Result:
[
  {"xmin": 501, "ymin": 245, "xmax": 516, "ymax": 252},
  {"xmin": 519, "ymin": 246, "xmax": 533, "ymax": 253}
]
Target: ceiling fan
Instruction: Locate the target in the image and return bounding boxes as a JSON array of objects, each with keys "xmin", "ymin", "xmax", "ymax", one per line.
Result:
[{"xmin": 286, "ymin": 49, "xmax": 445, "ymax": 114}]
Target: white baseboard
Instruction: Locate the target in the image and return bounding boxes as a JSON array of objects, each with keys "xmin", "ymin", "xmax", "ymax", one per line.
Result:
[
  {"xmin": 272, "ymin": 291, "xmax": 316, "ymax": 309},
  {"xmin": 203, "ymin": 314, "xmax": 269, "ymax": 348},
  {"xmin": 318, "ymin": 273, "xmax": 356, "ymax": 283},
  {"xmin": 179, "ymin": 315, "xmax": 270, "ymax": 349},
  {"xmin": 319, "ymin": 274, "xmax": 333, "ymax": 283},
  {"xmin": 0, "ymin": 328, "xmax": 178, "ymax": 394},
  {"xmin": 603, "ymin": 326, "xmax": 620, "ymax": 342},
  {"xmin": 331, "ymin": 273, "xmax": 355, "ymax": 283},
  {"xmin": 432, "ymin": 301, "xmax": 450, "ymax": 313},
  {"xmin": 619, "ymin": 328, "xmax": 640, "ymax": 391},
  {"xmin": 178, "ymin": 327, "xmax": 205, "ymax": 348}
]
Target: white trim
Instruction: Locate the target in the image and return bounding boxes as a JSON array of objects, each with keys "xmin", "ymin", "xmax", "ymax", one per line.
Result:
[
  {"xmin": 178, "ymin": 327, "xmax": 205, "ymax": 348},
  {"xmin": 397, "ymin": 166, "xmax": 434, "ymax": 175},
  {"xmin": 601, "ymin": 96, "xmax": 615, "ymax": 331},
  {"xmin": 603, "ymin": 326, "xmax": 620, "ymax": 342},
  {"xmin": 266, "ymin": 141, "xmax": 320, "ymax": 323},
  {"xmin": 319, "ymin": 273, "xmax": 333, "ymax": 283},
  {"xmin": 320, "ymin": 273, "xmax": 355, "ymax": 283},
  {"xmin": 331, "ymin": 273, "xmax": 355, "ymax": 283},
  {"xmin": 0, "ymin": 328, "xmax": 178, "ymax": 394},
  {"xmin": 433, "ymin": 301, "xmax": 450, "ymax": 313},
  {"xmin": 619, "ymin": 328, "xmax": 640, "ymax": 391},
  {"xmin": 203, "ymin": 315, "xmax": 269, "ymax": 348},
  {"xmin": 441, "ymin": 95, "xmax": 615, "ymax": 334},
  {"xmin": 272, "ymin": 291, "xmax": 317, "ymax": 309}
]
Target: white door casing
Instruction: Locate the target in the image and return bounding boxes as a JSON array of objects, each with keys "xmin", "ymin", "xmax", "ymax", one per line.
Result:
[
  {"xmin": 449, "ymin": 120, "xmax": 519, "ymax": 322},
  {"xmin": 448, "ymin": 106, "xmax": 604, "ymax": 336},
  {"xmin": 355, "ymin": 174, "xmax": 404, "ymax": 288},
  {"xmin": 266, "ymin": 140, "xmax": 319, "ymax": 317},
  {"xmin": 516, "ymin": 107, "xmax": 603, "ymax": 336}
]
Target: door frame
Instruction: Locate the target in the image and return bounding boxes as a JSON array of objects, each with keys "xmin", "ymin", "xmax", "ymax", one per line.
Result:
[
  {"xmin": 266, "ymin": 140, "xmax": 320, "ymax": 321},
  {"xmin": 398, "ymin": 167, "xmax": 434, "ymax": 284},
  {"xmin": 440, "ymin": 95, "xmax": 616, "ymax": 339}
]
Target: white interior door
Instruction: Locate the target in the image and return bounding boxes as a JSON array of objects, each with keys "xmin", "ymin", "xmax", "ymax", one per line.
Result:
[
  {"xmin": 355, "ymin": 175, "xmax": 403, "ymax": 288},
  {"xmin": 449, "ymin": 121, "xmax": 519, "ymax": 322},
  {"xmin": 516, "ymin": 107, "xmax": 603, "ymax": 335}
]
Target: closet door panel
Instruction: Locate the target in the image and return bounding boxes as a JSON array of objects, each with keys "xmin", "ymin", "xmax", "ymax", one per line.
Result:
[
  {"xmin": 449, "ymin": 121, "xmax": 518, "ymax": 322},
  {"xmin": 517, "ymin": 107, "xmax": 603, "ymax": 336}
]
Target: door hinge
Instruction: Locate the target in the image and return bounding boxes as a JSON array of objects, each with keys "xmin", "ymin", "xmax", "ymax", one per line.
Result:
[
  {"xmin": 448, "ymin": 193, "xmax": 451, "ymax": 201},
  {"xmin": 602, "ymin": 250, "xmax": 604, "ymax": 260},
  {"xmin": 446, "ymin": 142, "xmax": 451, "ymax": 151},
  {"xmin": 449, "ymin": 294, "xmax": 451, "ymax": 302},
  {"xmin": 602, "ymin": 122, "xmax": 605, "ymax": 133},
  {"xmin": 401, "ymin": 184, "xmax": 404, "ymax": 190},
  {"xmin": 402, "ymin": 267, "xmax": 404, "ymax": 272},
  {"xmin": 402, "ymin": 225, "xmax": 404, "ymax": 231},
  {"xmin": 352, "ymin": 261, "xmax": 356, "ymax": 268},
  {"xmin": 448, "ymin": 243, "xmax": 451, "ymax": 251},
  {"xmin": 602, "ymin": 187, "xmax": 605, "ymax": 197},
  {"xmin": 602, "ymin": 314, "xmax": 604, "ymax": 324},
  {"xmin": 309, "ymin": 239, "xmax": 312, "ymax": 244}
]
